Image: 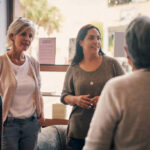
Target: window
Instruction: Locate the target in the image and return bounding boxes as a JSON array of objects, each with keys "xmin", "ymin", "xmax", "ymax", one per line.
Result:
[
  {"xmin": 40, "ymin": 71, "xmax": 72, "ymax": 119},
  {"xmin": 9, "ymin": 0, "xmax": 150, "ymax": 120},
  {"xmin": 108, "ymin": 0, "xmax": 131, "ymax": 7},
  {"xmin": 0, "ymin": 0, "xmax": 8, "ymax": 54}
]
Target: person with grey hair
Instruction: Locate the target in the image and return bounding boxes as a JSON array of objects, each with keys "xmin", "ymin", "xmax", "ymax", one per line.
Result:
[
  {"xmin": 0, "ymin": 17, "xmax": 44, "ymax": 150},
  {"xmin": 83, "ymin": 16, "xmax": 150, "ymax": 150}
]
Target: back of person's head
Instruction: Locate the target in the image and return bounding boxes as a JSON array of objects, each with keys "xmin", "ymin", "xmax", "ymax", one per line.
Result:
[
  {"xmin": 71, "ymin": 24, "xmax": 104, "ymax": 65},
  {"xmin": 6, "ymin": 17, "xmax": 35, "ymax": 49},
  {"xmin": 126, "ymin": 16, "xmax": 150, "ymax": 69}
]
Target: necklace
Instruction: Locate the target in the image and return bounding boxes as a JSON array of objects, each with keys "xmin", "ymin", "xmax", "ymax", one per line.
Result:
[{"xmin": 90, "ymin": 81, "xmax": 94, "ymax": 86}]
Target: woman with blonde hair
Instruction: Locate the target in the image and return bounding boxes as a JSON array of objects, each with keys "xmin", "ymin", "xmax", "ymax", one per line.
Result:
[{"xmin": 0, "ymin": 17, "xmax": 44, "ymax": 150}]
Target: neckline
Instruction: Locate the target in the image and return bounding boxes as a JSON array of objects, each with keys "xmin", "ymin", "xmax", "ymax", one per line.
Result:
[
  {"xmin": 6, "ymin": 53, "xmax": 27, "ymax": 68},
  {"xmin": 78, "ymin": 55, "xmax": 105, "ymax": 73}
]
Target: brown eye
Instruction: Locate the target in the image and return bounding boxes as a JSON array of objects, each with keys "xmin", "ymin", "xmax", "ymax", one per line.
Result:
[
  {"xmin": 21, "ymin": 32, "xmax": 26, "ymax": 36},
  {"xmin": 29, "ymin": 34, "xmax": 33, "ymax": 38},
  {"xmin": 89, "ymin": 36, "xmax": 94, "ymax": 40},
  {"xmin": 97, "ymin": 36, "xmax": 101, "ymax": 40}
]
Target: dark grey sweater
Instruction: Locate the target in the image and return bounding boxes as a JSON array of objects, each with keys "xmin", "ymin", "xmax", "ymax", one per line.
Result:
[{"xmin": 61, "ymin": 55, "xmax": 124, "ymax": 142}]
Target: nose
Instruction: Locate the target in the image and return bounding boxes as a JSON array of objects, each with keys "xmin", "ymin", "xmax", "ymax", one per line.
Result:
[
  {"xmin": 94, "ymin": 39, "xmax": 101, "ymax": 49},
  {"xmin": 93, "ymin": 38, "xmax": 100, "ymax": 44},
  {"xmin": 94, "ymin": 38, "xmax": 98, "ymax": 43},
  {"xmin": 25, "ymin": 35, "xmax": 31, "ymax": 41}
]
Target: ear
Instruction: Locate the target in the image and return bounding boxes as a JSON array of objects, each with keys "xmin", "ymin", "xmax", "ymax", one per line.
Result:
[
  {"xmin": 124, "ymin": 46, "xmax": 136, "ymax": 71},
  {"xmin": 79, "ymin": 40, "xmax": 83, "ymax": 47},
  {"xmin": 124, "ymin": 46, "xmax": 129, "ymax": 59},
  {"xmin": 9, "ymin": 34, "xmax": 14, "ymax": 41}
]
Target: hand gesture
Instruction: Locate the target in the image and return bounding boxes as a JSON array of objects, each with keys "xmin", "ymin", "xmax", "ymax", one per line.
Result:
[
  {"xmin": 90, "ymin": 96, "xmax": 100, "ymax": 109},
  {"xmin": 75, "ymin": 94, "xmax": 93, "ymax": 109}
]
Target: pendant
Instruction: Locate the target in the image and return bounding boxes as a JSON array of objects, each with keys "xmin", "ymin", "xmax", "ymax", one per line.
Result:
[{"xmin": 90, "ymin": 81, "xmax": 94, "ymax": 86}]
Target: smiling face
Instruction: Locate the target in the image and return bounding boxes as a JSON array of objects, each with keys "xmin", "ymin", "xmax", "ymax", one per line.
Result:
[
  {"xmin": 79, "ymin": 28, "xmax": 101, "ymax": 56},
  {"xmin": 11, "ymin": 27, "xmax": 34, "ymax": 52}
]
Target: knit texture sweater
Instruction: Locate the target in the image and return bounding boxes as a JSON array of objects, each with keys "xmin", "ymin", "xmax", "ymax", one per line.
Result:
[
  {"xmin": 61, "ymin": 55, "xmax": 125, "ymax": 143},
  {"xmin": 84, "ymin": 69, "xmax": 150, "ymax": 150}
]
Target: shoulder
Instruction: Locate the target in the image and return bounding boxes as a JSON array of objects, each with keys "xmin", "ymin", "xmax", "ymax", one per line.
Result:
[
  {"xmin": 26, "ymin": 55, "xmax": 39, "ymax": 66},
  {"xmin": 67, "ymin": 64, "xmax": 78, "ymax": 73},
  {"xmin": 101, "ymin": 70, "xmax": 146, "ymax": 109},
  {"xmin": 103, "ymin": 55, "xmax": 124, "ymax": 75},
  {"xmin": 103, "ymin": 55, "xmax": 120, "ymax": 64},
  {"xmin": 102, "ymin": 55, "xmax": 124, "ymax": 72},
  {"xmin": 0, "ymin": 53, "xmax": 7, "ymax": 60},
  {"xmin": 0, "ymin": 54, "xmax": 8, "ymax": 73},
  {"xmin": 0, "ymin": 53, "xmax": 7, "ymax": 64},
  {"xmin": 104, "ymin": 72, "xmax": 135, "ymax": 92},
  {"xmin": 64, "ymin": 64, "xmax": 80, "ymax": 79},
  {"xmin": 99, "ymin": 74, "xmax": 129, "ymax": 108}
]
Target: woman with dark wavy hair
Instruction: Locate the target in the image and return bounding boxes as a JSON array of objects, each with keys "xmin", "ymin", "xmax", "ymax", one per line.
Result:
[{"xmin": 61, "ymin": 24, "xmax": 124, "ymax": 150}]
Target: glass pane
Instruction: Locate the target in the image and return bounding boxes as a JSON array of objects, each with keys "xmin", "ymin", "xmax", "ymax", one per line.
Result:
[
  {"xmin": 108, "ymin": 0, "xmax": 132, "ymax": 7},
  {"xmin": 40, "ymin": 71, "xmax": 66, "ymax": 94},
  {"xmin": 41, "ymin": 71, "xmax": 72, "ymax": 119},
  {"xmin": 43, "ymin": 96, "xmax": 72, "ymax": 119}
]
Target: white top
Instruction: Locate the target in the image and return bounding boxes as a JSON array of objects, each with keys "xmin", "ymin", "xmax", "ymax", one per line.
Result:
[
  {"xmin": 6, "ymin": 54, "xmax": 36, "ymax": 118},
  {"xmin": 83, "ymin": 69, "xmax": 150, "ymax": 150}
]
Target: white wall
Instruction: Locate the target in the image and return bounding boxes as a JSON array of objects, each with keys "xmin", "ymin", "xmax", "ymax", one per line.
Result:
[
  {"xmin": 13, "ymin": 0, "xmax": 20, "ymax": 20},
  {"xmin": 0, "ymin": 0, "xmax": 7, "ymax": 54}
]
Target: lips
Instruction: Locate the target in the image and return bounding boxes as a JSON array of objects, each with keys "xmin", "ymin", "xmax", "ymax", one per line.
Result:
[
  {"xmin": 91, "ymin": 46, "xmax": 100, "ymax": 49},
  {"xmin": 22, "ymin": 42, "xmax": 30, "ymax": 47}
]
